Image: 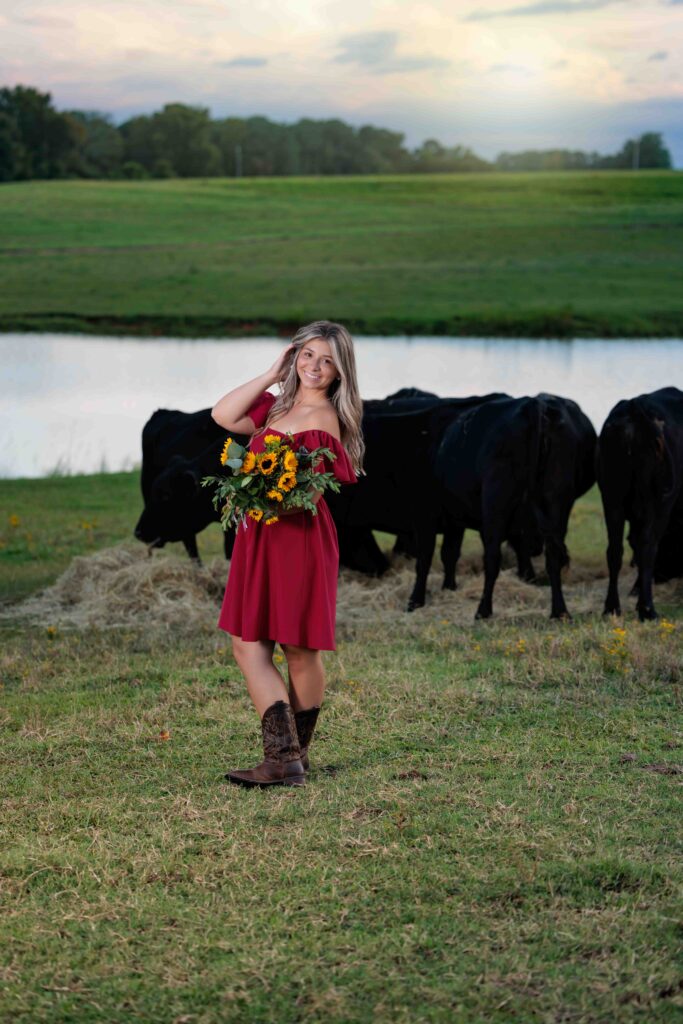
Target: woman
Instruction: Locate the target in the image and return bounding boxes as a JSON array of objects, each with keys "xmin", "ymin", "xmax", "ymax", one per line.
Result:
[{"xmin": 211, "ymin": 321, "xmax": 365, "ymax": 787}]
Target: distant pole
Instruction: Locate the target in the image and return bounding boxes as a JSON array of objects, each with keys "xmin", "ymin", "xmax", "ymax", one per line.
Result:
[
  {"xmin": 632, "ymin": 137, "xmax": 640, "ymax": 171},
  {"xmin": 235, "ymin": 144, "xmax": 243, "ymax": 178}
]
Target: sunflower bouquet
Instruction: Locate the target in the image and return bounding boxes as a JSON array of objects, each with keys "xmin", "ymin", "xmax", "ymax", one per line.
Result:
[{"xmin": 201, "ymin": 433, "xmax": 343, "ymax": 529}]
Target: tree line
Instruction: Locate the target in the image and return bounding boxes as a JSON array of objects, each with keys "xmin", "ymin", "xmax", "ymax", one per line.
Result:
[{"xmin": 0, "ymin": 85, "xmax": 673, "ymax": 182}]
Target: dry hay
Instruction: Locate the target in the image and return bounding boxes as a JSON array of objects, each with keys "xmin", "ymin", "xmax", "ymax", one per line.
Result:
[
  {"xmin": 4, "ymin": 541, "xmax": 681, "ymax": 635},
  {"xmin": 2, "ymin": 543, "xmax": 228, "ymax": 630}
]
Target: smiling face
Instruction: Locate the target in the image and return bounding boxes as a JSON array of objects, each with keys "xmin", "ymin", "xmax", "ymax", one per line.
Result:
[{"xmin": 295, "ymin": 337, "xmax": 339, "ymax": 395}]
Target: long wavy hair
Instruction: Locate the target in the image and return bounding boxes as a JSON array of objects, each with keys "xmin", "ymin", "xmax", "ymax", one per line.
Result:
[{"xmin": 262, "ymin": 320, "xmax": 365, "ymax": 475}]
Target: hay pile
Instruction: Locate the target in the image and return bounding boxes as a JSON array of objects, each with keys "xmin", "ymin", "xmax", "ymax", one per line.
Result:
[
  {"xmin": 3, "ymin": 544, "xmax": 228, "ymax": 630},
  {"xmin": 6, "ymin": 541, "xmax": 679, "ymax": 634}
]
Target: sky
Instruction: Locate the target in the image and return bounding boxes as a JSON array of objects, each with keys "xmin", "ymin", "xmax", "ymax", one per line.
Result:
[{"xmin": 1, "ymin": 0, "xmax": 682, "ymax": 164}]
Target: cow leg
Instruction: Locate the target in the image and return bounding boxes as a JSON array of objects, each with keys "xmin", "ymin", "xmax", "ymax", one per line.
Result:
[
  {"xmin": 408, "ymin": 527, "xmax": 437, "ymax": 612},
  {"xmin": 223, "ymin": 528, "xmax": 236, "ymax": 560},
  {"xmin": 511, "ymin": 537, "xmax": 536, "ymax": 583},
  {"xmin": 636, "ymin": 529, "xmax": 661, "ymax": 621},
  {"xmin": 545, "ymin": 531, "xmax": 570, "ymax": 619},
  {"xmin": 603, "ymin": 508, "xmax": 625, "ymax": 616},
  {"xmin": 441, "ymin": 522, "xmax": 465, "ymax": 591},
  {"xmin": 183, "ymin": 534, "xmax": 201, "ymax": 563},
  {"xmin": 476, "ymin": 526, "xmax": 504, "ymax": 620}
]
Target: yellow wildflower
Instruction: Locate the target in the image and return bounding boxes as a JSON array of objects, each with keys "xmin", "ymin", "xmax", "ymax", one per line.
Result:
[
  {"xmin": 9, "ymin": 514, "xmax": 20, "ymax": 528},
  {"xmin": 278, "ymin": 471, "xmax": 297, "ymax": 493},
  {"xmin": 283, "ymin": 449, "xmax": 298, "ymax": 472},
  {"xmin": 267, "ymin": 489, "xmax": 284, "ymax": 502},
  {"xmin": 248, "ymin": 509, "xmax": 264, "ymax": 522},
  {"xmin": 220, "ymin": 437, "xmax": 233, "ymax": 466},
  {"xmin": 258, "ymin": 452, "xmax": 278, "ymax": 475},
  {"xmin": 241, "ymin": 451, "xmax": 256, "ymax": 474}
]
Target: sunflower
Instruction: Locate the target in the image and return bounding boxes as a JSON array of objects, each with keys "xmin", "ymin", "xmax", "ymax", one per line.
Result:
[
  {"xmin": 277, "ymin": 471, "xmax": 297, "ymax": 493},
  {"xmin": 266, "ymin": 489, "xmax": 284, "ymax": 502},
  {"xmin": 264, "ymin": 515, "xmax": 279, "ymax": 525},
  {"xmin": 248, "ymin": 509, "xmax": 264, "ymax": 522},
  {"xmin": 283, "ymin": 449, "xmax": 298, "ymax": 472},
  {"xmin": 258, "ymin": 452, "xmax": 278, "ymax": 475},
  {"xmin": 241, "ymin": 451, "xmax": 256, "ymax": 474},
  {"xmin": 264, "ymin": 434, "xmax": 282, "ymax": 446},
  {"xmin": 219, "ymin": 437, "xmax": 233, "ymax": 465}
]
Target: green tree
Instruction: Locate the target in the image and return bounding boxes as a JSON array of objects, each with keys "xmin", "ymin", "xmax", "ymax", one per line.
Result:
[
  {"xmin": 149, "ymin": 103, "xmax": 222, "ymax": 177},
  {"xmin": 0, "ymin": 85, "xmax": 76, "ymax": 179},
  {"xmin": 0, "ymin": 111, "xmax": 24, "ymax": 181},
  {"xmin": 64, "ymin": 111, "xmax": 124, "ymax": 178},
  {"xmin": 612, "ymin": 132, "xmax": 672, "ymax": 170}
]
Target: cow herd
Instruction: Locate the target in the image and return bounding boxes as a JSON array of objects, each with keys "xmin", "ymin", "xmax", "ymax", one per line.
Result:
[{"xmin": 135, "ymin": 385, "xmax": 683, "ymax": 622}]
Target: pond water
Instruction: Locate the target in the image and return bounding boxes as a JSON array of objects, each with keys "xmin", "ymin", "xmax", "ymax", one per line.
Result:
[{"xmin": 1, "ymin": 333, "xmax": 679, "ymax": 479}]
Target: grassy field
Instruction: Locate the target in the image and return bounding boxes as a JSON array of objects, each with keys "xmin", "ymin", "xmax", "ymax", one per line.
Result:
[
  {"xmin": 1, "ymin": 171, "xmax": 682, "ymax": 338},
  {"xmin": 1, "ymin": 473, "xmax": 682, "ymax": 1022}
]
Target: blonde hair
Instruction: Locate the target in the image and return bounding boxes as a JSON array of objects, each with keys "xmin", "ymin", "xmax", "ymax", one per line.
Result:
[{"xmin": 262, "ymin": 320, "xmax": 365, "ymax": 475}]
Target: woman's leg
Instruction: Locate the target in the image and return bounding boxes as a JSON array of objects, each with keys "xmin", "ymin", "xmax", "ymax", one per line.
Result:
[
  {"xmin": 230, "ymin": 635, "xmax": 289, "ymax": 718},
  {"xmin": 281, "ymin": 644, "xmax": 326, "ymax": 711}
]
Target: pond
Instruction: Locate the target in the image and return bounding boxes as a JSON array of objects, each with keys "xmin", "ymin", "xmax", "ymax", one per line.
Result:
[{"xmin": 1, "ymin": 333, "xmax": 680, "ymax": 478}]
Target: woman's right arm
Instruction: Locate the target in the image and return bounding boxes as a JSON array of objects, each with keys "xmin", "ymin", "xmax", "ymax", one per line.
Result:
[{"xmin": 211, "ymin": 344, "xmax": 295, "ymax": 431}]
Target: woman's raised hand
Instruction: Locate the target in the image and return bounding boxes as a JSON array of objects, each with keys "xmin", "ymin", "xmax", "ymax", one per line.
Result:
[{"xmin": 266, "ymin": 343, "xmax": 297, "ymax": 385}]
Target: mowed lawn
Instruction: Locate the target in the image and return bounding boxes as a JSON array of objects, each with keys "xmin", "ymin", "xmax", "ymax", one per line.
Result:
[
  {"xmin": 1, "ymin": 473, "xmax": 682, "ymax": 1022},
  {"xmin": 1, "ymin": 171, "xmax": 682, "ymax": 337}
]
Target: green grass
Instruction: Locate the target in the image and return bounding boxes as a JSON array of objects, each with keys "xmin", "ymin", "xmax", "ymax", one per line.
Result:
[
  {"xmin": 1, "ymin": 473, "xmax": 682, "ymax": 1022},
  {"xmin": 1, "ymin": 171, "xmax": 682, "ymax": 338}
]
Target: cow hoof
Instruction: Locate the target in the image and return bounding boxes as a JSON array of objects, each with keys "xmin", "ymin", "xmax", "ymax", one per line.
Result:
[
  {"xmin": 551, "ymin": 610, "xmax": 571, "ymax": 621},
  {"xmin": 638, "ymin": 607, "xmax": 658, "ymax": 622},
  {"xmin": 407, "ymin": 600, "xmax": 425, "ymax": 613},
  {"xmin": 603, "ymin": 606, "xmax": 622, "ymax": 617},
  {"xmin": 442, "ymin": 582, "xmax": 457, "ymax": 592},
  {"xmin": 475, "ymin": 608, "xmax": 492, "ymax": 621}
]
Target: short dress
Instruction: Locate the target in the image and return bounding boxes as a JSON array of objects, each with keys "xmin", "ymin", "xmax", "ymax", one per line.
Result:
[{"xmin": 217, "ymin": 390, "xmax": 358, "ymax": 650}]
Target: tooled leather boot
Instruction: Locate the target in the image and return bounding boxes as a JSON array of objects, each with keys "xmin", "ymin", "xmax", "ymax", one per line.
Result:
[
  {"xmin": 226, "ymin": 701, "xmax": 305, "ymax": 787},
  {"xmin": 294, "ymin": 705, "xmax": 321, "ymax": 772}
]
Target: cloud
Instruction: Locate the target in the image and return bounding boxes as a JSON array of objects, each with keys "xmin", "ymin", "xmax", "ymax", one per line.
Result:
[
  {"xmin": 16, "ymin": 15, "xmax": 71, "ymax": 28},
  {"xmin": 488, "ymin": 63, "xmax": 534, "ymax": 74},
  {"xmin": 217, "ymin": 56, "xmax": 268, "ymax": 68},
  {"xmin": 334, "ymin": 31, "xmax": 450, "ymax": 74},
  {"xmin": 465, "ymin": 1, "xmax": 619, "ymax": 20},
  {"xmin": 647, "ymin": 50, "xmax": 668, "ymax": 60}
]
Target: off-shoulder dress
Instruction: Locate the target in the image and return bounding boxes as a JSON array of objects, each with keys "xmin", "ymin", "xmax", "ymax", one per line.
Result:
[{"xmin": 217, "ymin": 390, "xmax": 358, "ymax": 651}]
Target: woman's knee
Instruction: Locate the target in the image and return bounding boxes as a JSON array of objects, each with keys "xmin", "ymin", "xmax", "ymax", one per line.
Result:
[
  {"xmin": 231, "ymin": 635, "xmax": 274, "ymax": 667},
  {"xmin": 281, "ymin": 643, "xmax": 322, "ymax": 668}
]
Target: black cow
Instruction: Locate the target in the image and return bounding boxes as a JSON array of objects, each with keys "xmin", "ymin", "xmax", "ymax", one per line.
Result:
[
  {"xmin": 327, "ymin": 392, "xmax": 510, "ymax": 603},
  {"xmin": 434, "ymin": 393, "xmax": 596, "ymax": 619},
  {"xmin": 372, "ymin": 388, "xmax": 543, "ymax": 583},
  {"xmin": 134, "ymin": 408, "xmax": 240, "ymax": 562},
  {"xmin": 597, "ymin": 386, "xmax": 683, "ymax": 620}
]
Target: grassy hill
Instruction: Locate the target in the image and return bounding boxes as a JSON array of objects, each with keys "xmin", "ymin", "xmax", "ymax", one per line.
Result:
[{"xmin": 1, "ymin": 171, "xmax": 682, "ymax": 338}]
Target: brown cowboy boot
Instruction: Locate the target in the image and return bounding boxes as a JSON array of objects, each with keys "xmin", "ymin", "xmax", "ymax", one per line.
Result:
[
  {"xmin": 294, "ymin": 705, "xmax": 321, "ymax": 772},
  {"xmin": 226, "ymin": 701, "xmax": 305, "ymax": 787}
]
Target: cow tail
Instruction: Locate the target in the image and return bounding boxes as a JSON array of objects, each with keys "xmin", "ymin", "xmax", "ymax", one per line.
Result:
[
  {"xmin": 527, "ymin": 397, "xmax": 545, "ymax": 502},
  {"xmin": 630, "ymin": 399, "xmax": 677, "ymax": 499}
]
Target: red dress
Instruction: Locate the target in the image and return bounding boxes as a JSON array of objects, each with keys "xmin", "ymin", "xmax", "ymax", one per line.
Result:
[{"xmin": 217, "ymin": 391, "xmax": 358, "ymax": 650}]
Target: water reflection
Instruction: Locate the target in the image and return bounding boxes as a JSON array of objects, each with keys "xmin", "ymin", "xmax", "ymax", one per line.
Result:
[{"xmin": 0, "ymin": 333, "xmax": 679, "ymax": 478}]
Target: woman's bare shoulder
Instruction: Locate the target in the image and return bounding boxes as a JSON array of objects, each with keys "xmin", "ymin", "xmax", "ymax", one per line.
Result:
[{"xmin": 304, "ymin": 403, "xmax": 341, "ymax": 442}]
